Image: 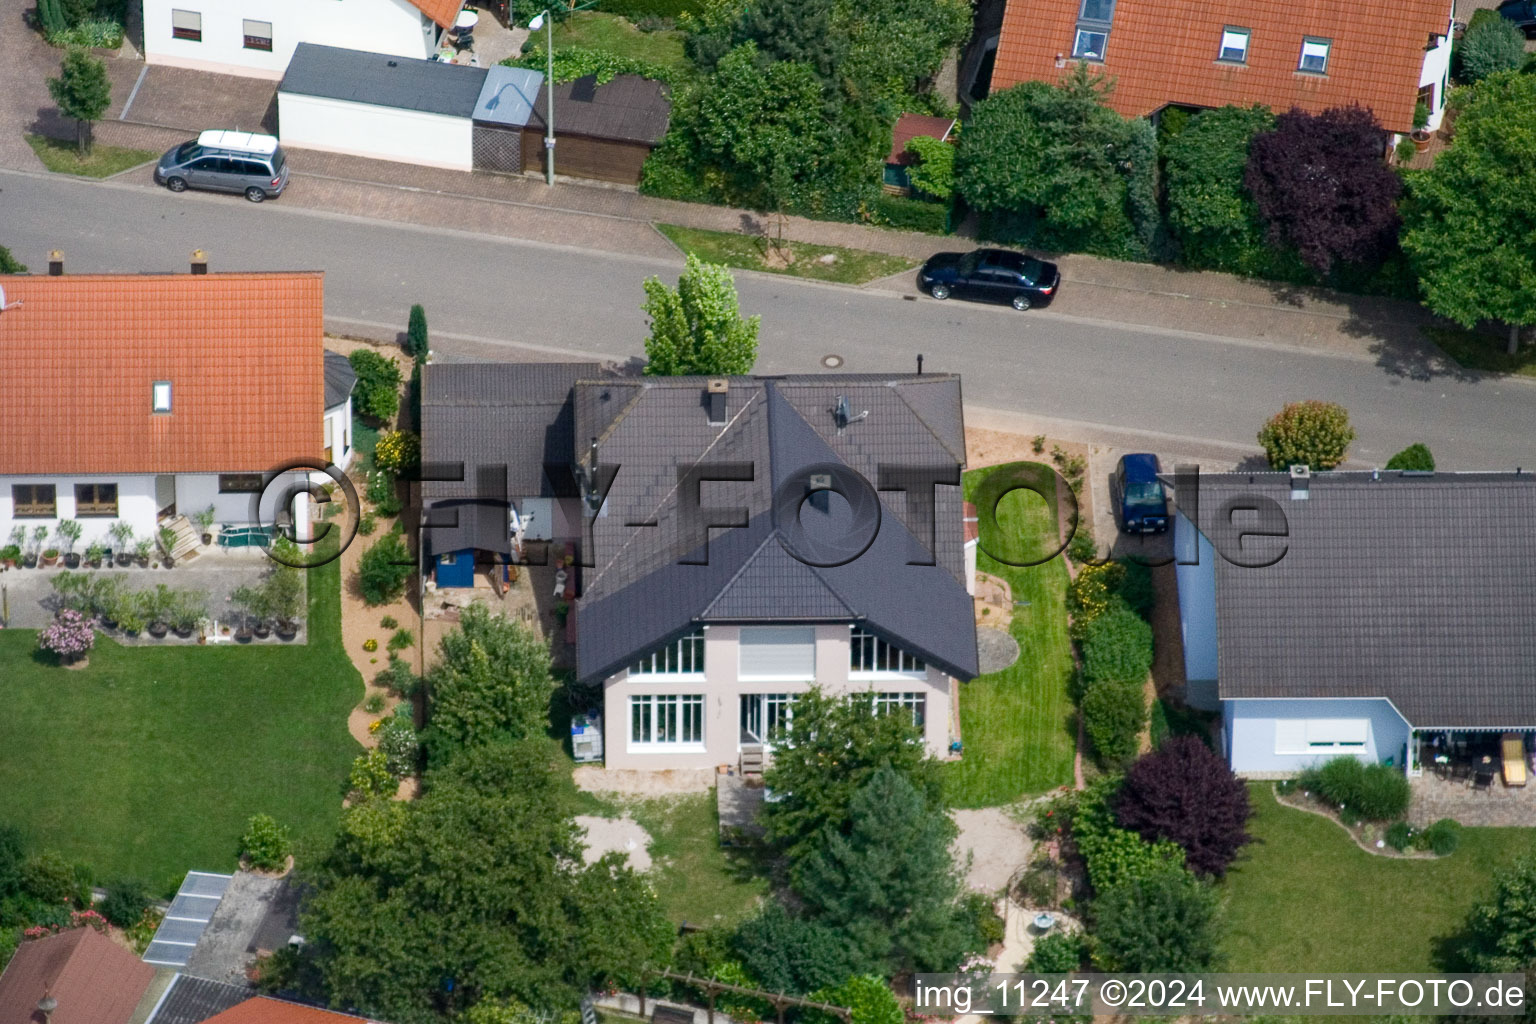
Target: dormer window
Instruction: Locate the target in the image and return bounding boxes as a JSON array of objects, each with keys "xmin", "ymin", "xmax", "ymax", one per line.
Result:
[
  {"xmin": 1071, "ymin": 0, "xmax": 1116, "ymax": 61},
  {"xmin": 1218, "ymin": 27, "xmax": 1250, "ymax": 63},
  {"xmin": 1299, "ymin": 37, "xmax": 1331, "ymax": 74},
  {"xmin": 152, "ymin": 381, "xmax": 172, "ymax": 413}
]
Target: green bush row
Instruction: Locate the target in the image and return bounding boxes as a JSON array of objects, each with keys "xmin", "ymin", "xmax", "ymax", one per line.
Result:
[
  {"xmin": 1385, "ymin": 817, "xmax": 1461, "ymax": 855},
  {"xmin": 598, "ymin": 0, "xmax": 705, "ymax": 18},
  {"xmin": 871, "ymin": 194, "xmax": 949, "ymax": 234},
  {"xmin": 1297, "ymin": 756, "xmax": 1411, "ymax": 822}
]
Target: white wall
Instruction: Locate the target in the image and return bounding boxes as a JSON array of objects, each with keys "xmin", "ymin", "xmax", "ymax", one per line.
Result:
[
  {"xmin": 144, "ymin": 0, "xmax": 437, "ymax": 79},
  {"xmin": 1225, "ymin": 697, "xmax": 1412, "ymax": 778},
  {"xmin": 1174, "ymin": 511, "xmax": 1219, "ymax": 690},
  {"xmin": 277, "ymin": 92, "xmax": 472, "ymax": 171},
  {"xmin": 325, "ymin": 399, "xmax": 354, "ymax": 471},
  {"xmin": 1419, "ymin": 3, "xmax": 1455, "ymax": 131},
  {"xmin": 601, "ymin": 624, "xmax": 953, "ymax": 770}
]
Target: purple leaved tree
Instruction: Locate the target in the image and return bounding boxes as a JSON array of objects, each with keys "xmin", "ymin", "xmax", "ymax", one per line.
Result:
[
  {"xmin": 1244, "ymin": 105, "xmax": 1402, "ymax": 275},
  {"xmin": 39, "ymin": 609, "xmax": 95, "ymax": 665},
  {"xmin": 1113, "ymin": 734, "xmax": 1253, "ymax": 877}
]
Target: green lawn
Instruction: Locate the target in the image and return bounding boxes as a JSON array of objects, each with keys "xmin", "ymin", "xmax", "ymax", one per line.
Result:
[
  {"xmin": 944, "ymin": 462, "xmax": 1077, "ymax": 808},
  {"xmin": 1221, "ymin": 785, "xmax": 1536, "ymax": 971},
  {"xmin": 1427, "ymin": 326, "xmax": 1536, "ymax": 379},
  {"xmin": 549, "ymin": 12, "xmax": 690, "ymax": 75},
  {"xmin": 26, "ymin": 133, "xmax": 156, "ymax": 178},
  {"xmin": 657, "ymin": 224, "xmax": 918, "ymax": 286},
  {"xmin": 606, "ymin": 792, "xmax": 769, "ymax": 928},
  {"xmin": 0, "ymin": 555, "xmax": 362, "ymax": 894}
]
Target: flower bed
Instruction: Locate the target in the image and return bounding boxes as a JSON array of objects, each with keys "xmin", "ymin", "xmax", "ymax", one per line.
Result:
[{"xmin": 1273, "ymin": 782, "xmax": 1459, "ymax": 858}]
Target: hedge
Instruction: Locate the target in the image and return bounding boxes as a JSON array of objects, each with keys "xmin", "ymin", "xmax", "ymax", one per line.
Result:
[
  {"xmin": 1080, "ymin": 605, "xmax": 1154, "ymax": 686},
  {"xmin": 598, "ymin": 0, "xmax": 705, "ymax": 18},
  {"xmin": 872, "ymin": 193, "xmax": 949, "ymax": 234}
]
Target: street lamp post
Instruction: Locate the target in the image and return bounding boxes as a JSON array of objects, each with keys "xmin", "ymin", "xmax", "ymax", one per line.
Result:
[{"xmin": 528, "ymin": 9, "xmax": 555, "ymax": 185}]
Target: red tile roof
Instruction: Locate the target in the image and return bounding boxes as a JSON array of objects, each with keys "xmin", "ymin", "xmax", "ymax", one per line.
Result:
[
  {"xmin": 203, "ymin": 996, "xmax": 385, "ymax": 1024},
  {"xmin": 0, "ymin": 927, "xmax": 154, "ymax": 1024},
  {"xmin": 887, "ymin": 113, "xmax": 957, "ymax": 165},
  {"xmin": 990, "ymin": 0, "xmax": 1451, "ymax": 133},
  {"xmin": 0, "ymin": 272, "xmax": 325, "ymax": 475},
  {"xmin": 963, "ymin": 500, "xmax": 980, "ymax": 544},
  {"xmin": 408, "ymin": 0, "xmax": 463, "ymax": 29}
]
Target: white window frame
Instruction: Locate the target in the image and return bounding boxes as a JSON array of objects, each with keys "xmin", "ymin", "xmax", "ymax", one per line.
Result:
[
  {"xmin": 1072, "ymin": 28, "xmax": 1108, "ymax": 60},
  {"xmin": 242, "ymin": 18, "xmax": 273, "ymax": 51},
  {"xmin": 629, "ymin": 694, "xmax": 705, "ymax": 751},
  {"xmin": 170, "ymin": 8, "xmax": 201, "ymax": 40},
  {"xmin": 738, "ymin": 626, "xmax": 816, "ymax": 682},
  {"xmin": 1218, "ymin": 27, "xmax": 1250, "ymax": 63},
  {"xmin": 849, "ymin": 628, "xmax": 927, "ymax": 678},
  {"xmin": 152, "ymin": 381, "xmax": 172, "ymax": 413},
  {"xmin": 1299, "ymin": 37, "xmax": 1330, "ymax": 74},
  {"xmin": 628, "ymin": 628, "xmax": 705, "ymax": 679},
  {"xmin": 740, "ymin": 693, "xmax": 796, "ymax": 747},
  {"xmin": 873, "ymin": 691, "xmax": 927, "ymax": 729}
]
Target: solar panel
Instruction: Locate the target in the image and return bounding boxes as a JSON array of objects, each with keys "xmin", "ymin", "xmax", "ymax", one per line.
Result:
[{"xmin": 143, "ymin": 871, "xmax": 233, "ymax": 966}]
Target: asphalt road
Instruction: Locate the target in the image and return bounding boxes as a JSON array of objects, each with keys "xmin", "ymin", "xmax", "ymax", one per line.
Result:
[{"xmin": 3, "ymin": 169, "xmax": 1532, "ymax": 469}]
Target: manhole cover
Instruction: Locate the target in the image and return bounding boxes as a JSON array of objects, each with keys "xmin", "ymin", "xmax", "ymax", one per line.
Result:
[{"xmin": 821, "ymin": 354, "xmax": 844, "ymax": 369}]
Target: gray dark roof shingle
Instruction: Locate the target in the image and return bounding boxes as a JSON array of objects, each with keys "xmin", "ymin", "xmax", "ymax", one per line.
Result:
[
  {"xmin": 281, "ymin": 44, "xmax": 487, "ymax": 117},
  {"xmin": 576, "ymin": 375, "xmax": 977, "ymax": 684},
  {"xmin": 323, "ymin": 350, "xmax": 356, "ymax": 411},
  {"xmin": 421, "ymin": 362, "xmax": 603, "ymax": 556},
  {"xmin": 146, "ymin": 974, "xmax": 251, "ymax": 1024},
  {"xmin": 1192, "ymin": 471, "xmax": 1536, "ymax": 728},
  {"xmin": 525, "ymin": 74, "xmax": 670, "ymax": 144}
]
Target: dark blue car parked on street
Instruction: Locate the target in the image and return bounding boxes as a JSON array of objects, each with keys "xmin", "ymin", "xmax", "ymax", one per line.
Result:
[{"xmin": 1111, "ymin": 453, "xmax": 1170, "ymax": 534}]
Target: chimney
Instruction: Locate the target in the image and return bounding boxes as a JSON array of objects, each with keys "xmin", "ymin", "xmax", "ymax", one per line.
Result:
[
  {"xmin": 47, "ymin": 250, "xmax": 63, "ymax": 276},
  {"xmin": 1289, "ymin": 464, "xmax": 1311, "ymax": 500},
  {"xmin": 190, "ymin": 249, "xmax": 208, "ymax": 275},
  {"xmin": 706, "ymin": 378, "xmax": 728, "ymax": 425}
]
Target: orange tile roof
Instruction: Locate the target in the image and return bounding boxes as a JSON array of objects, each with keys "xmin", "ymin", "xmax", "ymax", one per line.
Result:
[
  {"xmin": 0, "ymin": 927, "xmax": 154, "ymax": 1024},
  {"xmin": 0, "ymin": 272, "xmax": 324, "ymax": 475},
  {"xmin": 203, "ymin": 996, "xmax": 384, "ymax": 1024},
  {"xmin": 887, "ymin": 113, "xmax": 957, "ymax": 165},
  {"xmin": 990, "ymin": 0, "xmax": 1451, "ymax": 133},
  {"xmin": 408, "ymin": 0, "xmax": 463, "ymax": 29}
]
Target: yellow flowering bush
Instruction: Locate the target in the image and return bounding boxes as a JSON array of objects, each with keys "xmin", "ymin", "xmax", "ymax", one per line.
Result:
[
  {"xmin": 373, "ymin": 430, "xmax": 420, "ymax": 473},
  {"xmin": 363, "ymin": 638, "xmax": 378, "ymax": 652},
  {"xmin": 1068, "ymin": 561, "xmax": 1126, "ymax": 636}
]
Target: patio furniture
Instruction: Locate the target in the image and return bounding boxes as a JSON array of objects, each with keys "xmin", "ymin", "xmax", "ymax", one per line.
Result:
[
  {"xmin": 1503, "ymin": 733, "xmax": 1527, "ymax": 787},
  {"xmin": 1473, "ymin": 771, "xmax": 1495, "ymax": 793},
  {"xmin": 1450, "ymin": 761, "xmax": 1473, "ymax": 783}
]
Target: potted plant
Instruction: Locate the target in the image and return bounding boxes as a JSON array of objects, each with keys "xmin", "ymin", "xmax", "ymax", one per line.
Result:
[
  {"xmin": 26, "ymin": 525, "xmax": 48, "ymax": 568},
  {"xmin": 193, "ymin": 505, "xmax": 216, "ymax": 546},
  {"xmin": 110, "ymin": 523, "xmax": 135, "ymax": 567},
  {"xmin": 85, "ymin": 542, "xmax": 105, "ymax": 569},
  {"xmin": 144, "ymin": 584, "xmax": 175, "ymax": 638},
  {"xmin": 117, "ymin": 592, "xmax": 146, "ymax": 638},
  {"xmin": 267, "ymin": 564, "xmax": 303, "ymax": 641},
  {"xmin": 172, "ymin": 591, "xmax": 206, "ymax": 639},
  {"xmin": 1410, "ymin": 102, "xmax": 1432, "ymax": 150},
  {"xmin": 90, "ymin": 576, "xmax": 123, "ymax": 626},
  {"xmin": 133, "ymin": 538, "xmax": 152, "ymax": 568},
  {"xmin": 158, "ymin": 526, "xmax": 179, "ymax": 569},
  {"xmin": 7, "ymin": 526, "xmax": 25, "ymax": 568},
  {"xmin": 57, "ymin": 519, "xmax": 82, "ymax": 568},
  {"xmin": 0, "ymin": 543, "xmax": 19, "ymax": 570}
]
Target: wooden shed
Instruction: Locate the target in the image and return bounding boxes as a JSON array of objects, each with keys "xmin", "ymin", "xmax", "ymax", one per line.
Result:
[{"xmin": 522, "ymin": 74, "xmax": 670, "ymax": 185}]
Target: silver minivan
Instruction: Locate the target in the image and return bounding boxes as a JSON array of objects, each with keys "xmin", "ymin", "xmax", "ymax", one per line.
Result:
[{"xmin": 154, "ymin": 130, "xmax": 289, "ymax": 202}]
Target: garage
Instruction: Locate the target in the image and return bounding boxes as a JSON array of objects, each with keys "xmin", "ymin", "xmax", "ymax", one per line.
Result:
[
  {"xmin": 277, "ymin": 43, "xmax": 542, "ymax": 172},
  {"xmin": 522, "ymin": 74, "xmax": 670, "ymax": 185}
]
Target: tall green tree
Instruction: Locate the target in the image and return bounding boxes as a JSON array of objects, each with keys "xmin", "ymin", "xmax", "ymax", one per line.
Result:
[
  {"xmin": 0, "ymin": 245, "xmax": 27, "ymax": 274},
  {"xmin": 47, "ymin": 48, "xmax": 111, "ymax": 155},
  {"xmin": 1092, "ymin": 870, "xmax": 1220, "ymax": 972},
  {"xmin": 761, "ymin": 687, "xmax": 942, "ymax": 862},
  {"xmin": 1162, "ymin": 105, "xmax": 1276, "ymax": 272},
  {"xmin": 642, "ymin": 252, "xmax": 760, "ymax": 376},
  {"xmin": 407, "ymin": 304, "xmax": 429, "ymax": 363},
  {"xmin": 1402, "ymin": 72, "xmax": 1536, "ymax": 356},
  {"xmin": 837, "ymin": 0, "xmax": 971, "ymax": 106},
  {"xmin": 791, "ymin": 765, "xmax": 977, "ymax": 975},
  {"xmin": 729, "ymin": 0, "xmax": 844, "ymax": 79},
  {"xmin": 955, "ymin": 63, "xmax": 1153, "ymax": 259},
  {"xmin": 303, "ymin": 740, "xmax": 672, "ymax": 1022},
  {"xmin": 1454, "ymin": 854, "xmax": 1536, "ymax": 975},
  {"xmin": 422, "ymin": 603, "xmax": 555, "ymax": 767},
  {"xmin": 1458, "ymin": 14, "xmax": 1527, "ymax": 83}
]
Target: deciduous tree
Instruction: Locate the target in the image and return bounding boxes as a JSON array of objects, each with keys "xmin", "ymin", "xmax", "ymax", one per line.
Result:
[
  {"xmin": 642, "ymin": 252, "xmax": 760, "ymax": 376},
  {"xmin": 1402, "ymin": 72, "xmax": 1536, "ymax": 356},
  {"xmin": 1458, "ymin": 14, "xmax": 1527, "ymax": 82},
  {"xmin": 1113, "ymin": 735, "xmax": 1252, "ymax": 877},
  {"xmin": 1454, "ymin": 855, "xmax": 1536, "ymax": 974},
  {"xmin": 47, "ymin": 48, "xmax": 110, "ymax": 155},
  {"xmin": 348, "ymin": 349, "xmax": 404, "ymax": 424},
  {"xmin": 904, "ymin": 136, "xmax": 954, "ymax": 201},
  {"xmin": 1256, "ymin": 400, "xmax": 1355, "ymax": 469},
  {"xmin": 733, "ymin": 902, "xmax": 857, "ymax": 995},
  {"xmin": 0, "ymin": 245, "xmax": 27, "ymax": 274},
  {"xmin": 1163, "ymin": 105, "xmax": 1276, "ymax": 272},
  {"xmin": 1244, "ymin": 105, "xmax": 1401, "ymax": 274},
  {"xmin": 1092, "ymin": 869, "xmax": 1220, "ymax": 972}
]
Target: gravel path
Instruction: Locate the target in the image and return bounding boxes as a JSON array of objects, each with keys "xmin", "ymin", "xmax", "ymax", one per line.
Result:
[
  {"xmin": 575, "ymin": 814, "xmax": 653, "ymax": 870},
  {"xmin": 952, "ymin": 808, "xmax": 1032, "ymax": 893}
]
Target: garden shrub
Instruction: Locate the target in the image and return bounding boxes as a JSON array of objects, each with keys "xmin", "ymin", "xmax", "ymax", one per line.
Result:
[
  {"xmin": 377, "ymin": 709, "xmax": 420, "ymax": 777},
  {"xmin": 1257, "ymin": 400, "xmax": 1355, "ymax": 470},
  {"xmin": 1071, "ymin": 779, "xmax": 1184, "ymax": 893},
  {"xmin": 1302, "ymin": 756, "xmax": 1410, "ymax": 821},
  {"xmin": 1082, "ymin": 679, "xmax": 1147, "ymax": 767},
  {"xmin": 373, "ymin": 430, "xmax": 420, "ymax": 474},
  {"xmin": 347, "ymin": 749, "xmax": 396, "ymax": 801},
  {"xmin": 100, "ymin": 878, "xmax": 150, "ymax": 927},
  {"xmin": 733, "ymin": 901, "xmax": 857, "ymax": 995},
  {"xmin": 1092, "ymin": 870, "xmax": 1220, "ymax": 972},
  {"xmin": 872, "ymin": 193, "xmax": 948, "ymax": 234},
  {"xmin": 347, "ymin": 349, "xmax": 403, "ymax": 424},
  {"xmin": 1079, "ymin": 605, "xmax": 1153, "ymax": 686},
  {"xmin": 1066, "ymin": 522, "xmax": 1098, "ymax": 565},
  {"xmin": 807, "ymin": 976, "xmax": 904, "ymax": 1024},
  {"xmin": 358, "ymin": 532, "xmax": 412, "ymax": 606},
  {"xmin": 1459, "ymin": 14, "xmax": 1526, "ymax": 82},
  {"xmin": 962, "ymin": 889, "xmax": 1005, "ymax": 947},
  {"xmin": 506, "ymin": 44, "xmax": 680, "ymax": 85},
  {"xmin": 1417, "ymin": 818, "xmax": 1461, "ymax": 856},
  {"xmin": 240, "ymin": 814, "xmax": 292, "ymax": 871},
  {"xmin": 22, "ymin": 852, "xmax": 88, "ymax": 906},
  {"xmin": 375, "ymin": 656, "xmax": 421, "ymax": 697},
  {"xmin": 1025, "ymin": 931, "xmax": 1087, "ymax": 973},
  {"xmin": 366, "ymin": 468, "xmax": 402, "ymax": 517},
  {"xmin": 1385, "ymin": 443, "xmax": 1435, "ymax": 471},
  {"xmin": 1162, "ymin": 104, "xmax": 1277, "ymax": 275},
  {"xmin": 1385, "ymin": 820, "xmax": 1413, "ymax": 852},
  {"xmin": 584, "ymin": 0, "xmax": 704, "ymax": 20},
  {"xmin": 1068, "ymin": 561, "xmax": 1125, "ymax": 634},
  {"xmin": 1113, "ymin": 735, "xmax": 1252, "ymax": 877}
]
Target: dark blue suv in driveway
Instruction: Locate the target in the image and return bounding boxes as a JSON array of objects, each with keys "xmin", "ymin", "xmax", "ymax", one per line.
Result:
[{"xmin": 1111, "ymin": 453, "xmax": 1169, "ymax": 534}]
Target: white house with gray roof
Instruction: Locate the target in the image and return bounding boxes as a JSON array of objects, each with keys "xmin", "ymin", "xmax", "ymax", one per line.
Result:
[{"xmin": 1175, "ymin": 469, "xmax": 1536, "ymax": 779}]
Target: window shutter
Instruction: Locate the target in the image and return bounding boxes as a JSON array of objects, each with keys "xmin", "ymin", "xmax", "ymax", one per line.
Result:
[
  {"xmin": 1274, "ymin": 720, "xmax": 1307, "ymax": 754},
  {"xmin": 171, "ymin": 9, "xmax": 200, "ymax": 29},
  {"xmin": 739, "ymin": 627, "xmax": 816, "ymax": 678}
]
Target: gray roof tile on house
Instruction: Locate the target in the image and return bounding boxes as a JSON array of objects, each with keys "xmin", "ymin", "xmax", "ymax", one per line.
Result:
[
  {"xmin": 281, "ymin": 43, "xmax": 487, "ymax": 117},
  {"xmin": 323, "ymin": 350, "xmax": 356, "ymax": 411},
  {"xmin": 575, "ymin": 374, "xmax": 977, "ymax": 684},
  {"xmin": 526, "ymin": 74, "xmax": 670, "ymax": 144},
  {"xmin": 146, "ymin": 974, "xmax": 251, "ymax": 1024},
  {"xmin": 1190, "ymin": 470, "xmax": 1536, "ymax": 728},
  {"xmin": 421, "ymin": 361, "xmax": 602, "ymax": 556}
]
